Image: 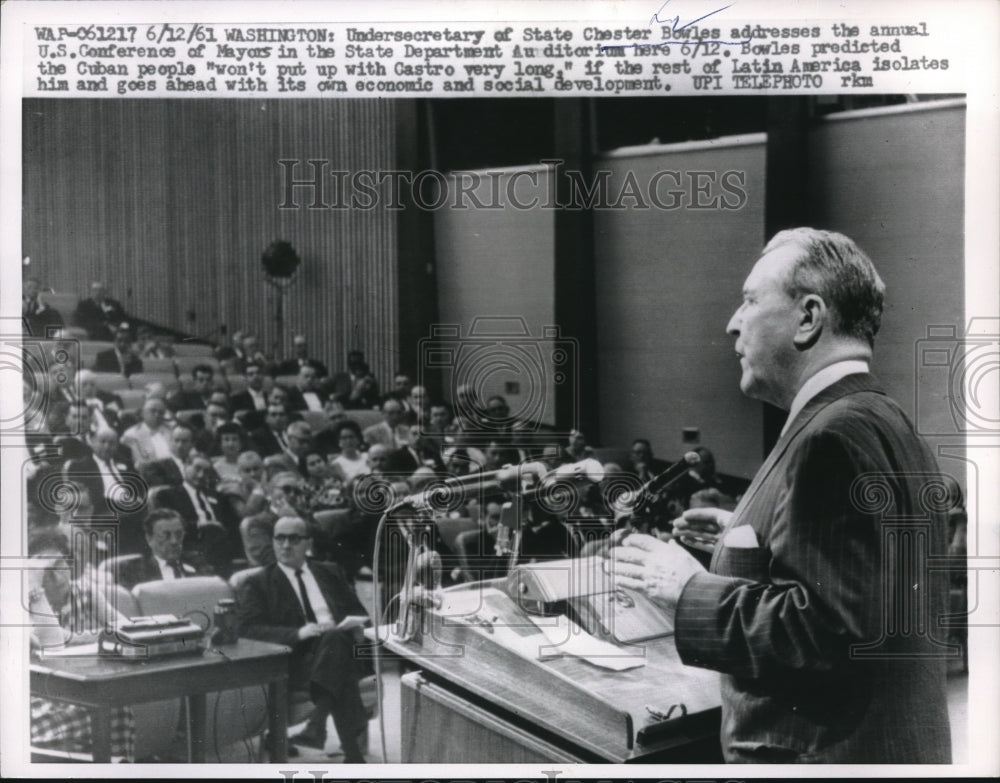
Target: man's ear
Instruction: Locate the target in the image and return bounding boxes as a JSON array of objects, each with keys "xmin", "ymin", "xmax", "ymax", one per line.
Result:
[{"xmin": 793, "ymin": 294, "xmax": 826, "ymax": 349}]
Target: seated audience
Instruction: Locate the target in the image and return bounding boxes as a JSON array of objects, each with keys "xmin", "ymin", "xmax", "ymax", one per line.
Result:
[
  {"xmin": 300, "ymin": 450, "xmax": 348, "ymax": 510},
  {"xmin": 626, "ymin": 438, "xmax": 670, "ymax": 481},
  {"xmin": 114, "ymin": 509, "xmax": 205, "ymax": 589},
  {"xmin": 286, "ymin": 365, "xmax": 327, "ymax": 413},
  {"xmin": 277, "ymin": 334, "xmax": 328, "ymax": 378},
  {"xmin": 328, "ymin": 422, "xmax": 369, "ymax": 484},
  {"xmin": 63, "ymin": 426, "xmax": 134, "ymax": 520},
  {"xmin": 167, "ymin": 364, "xmax": 215, "ymax": 412},
  {"xmin": 386, "ymin": 424, "xmax": 445, "ymax": 475},
  {"xmin": 239, "ymin": 509, "xmax": 279, "ymax": 567},
  {"xmin": 230, "ymin": 360, "xmax": 269, "ymax": 423},
  {"xmin": 236, "ymin": 516, "xmax": 370, "ymax": 762},
  {"xmin": 28, "ymin": 529, "xmax": 135, "ymax": 761},
  {"xmin": 93, "ymin": 323, "xmax": 143, "ymax": 377},
  {"xmin": 212, "ymin": 421, "xmax": 246, "ymax": 482},
  {"xmin": 563, "ymin": 429, "xmax": 594, "ymax": 464},
  {"xmin": 363, "ymin": 399, "xmax": 410, "ymax": 450},
  {"xmin": 73, "ymin": 280, "xmax": 127, "ymax": 341},
  {"xmin": 330, "ymin": 351, "xmax": 379, "ymax": 410},
  {"xmin": 120, "ymin": 398, "xmax": 172, "ymax": 466},
  {"xmin": 250, "ymin": 403, "xmax": 290, "ymax": 458},
  {"xmin": 76, "ymin": 370, "xmax": 123, "ymax": 432},
  {"xmin": 22, "ymin": 276, "xmax": 64, "ymax": 336},
  {"xmin": 148, "ymin": 454, "xmax": 238, "ymax": 574},
  {"xmin": 139, "ymin": 423, "xmax": 194, "ymax": 487}
]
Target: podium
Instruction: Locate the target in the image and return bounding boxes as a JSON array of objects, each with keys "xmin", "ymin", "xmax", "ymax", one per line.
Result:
[{"xmin": 375, "ymin": 579, "xmax": 723, "ymax": 763}]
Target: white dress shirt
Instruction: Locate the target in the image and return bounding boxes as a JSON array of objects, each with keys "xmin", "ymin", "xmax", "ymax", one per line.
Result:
[
  {"xmin": 153, "ymin": 554, "xmax": 195, "ymax": 580},
  {"xmin": 276, "ymin": 561, "xmax": 333, "ymax": 625}
]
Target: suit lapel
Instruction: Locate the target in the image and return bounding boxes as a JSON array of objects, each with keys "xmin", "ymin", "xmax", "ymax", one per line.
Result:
[
  {"xmin": 270, "ymin": 564, "xmax": 306, "ymax": 625},
  {"xmin": 711, "ymin": 374, "xmax": 885, "ymax": 570}
]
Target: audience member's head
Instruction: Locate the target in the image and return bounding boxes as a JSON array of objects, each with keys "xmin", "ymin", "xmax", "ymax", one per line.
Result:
[
  {"xmin": 429, "ymin": 403, "xmax": 452, "ymax": 432},
  {"xmin": 192, "ymin": 364, "xmax": 214, "ymax": 394},
  {"xmin": 323, "ymin": 393, "xmax": 348, "ymax": 423},
  {"xmin": 296, "ymin": 364, "xmax": 318, "ymax": 392},
  {"xmin": 382, "ymin": 398, "xmax": 404, "ymax": 428},
  {"xmin": 272, "ymin": 516, "xmax": 311, "ymax": 570},
  {"xmin": 208, "ymin": 390, "xmax": 230, "ymax": 409},
  {"xmin": 245, "ymin": 361, "xmax": 265, "ymax": 391},
  {"xmin": 169, "ymin": 424, "xmax": 195, "ymax": 462},
  {"xmin": 89, "ymin": 281, "xmax": 106, "ymax": 302},
  {"xmin": 630, "ymin": 438, "xmax": 654, "ymax": 467},
  {"xmin": 141, "ymin": 397, "xmax": 168, "ymax": 430},
  {"xmin": 347, "ymin": 350, "xmax": 365, "ymax": 372},
  {"xmin": 367, "ymin": 444, "xmax": 389, "ymax": 473},
  {"xmin": 268, "ymin": 386, "xmax": 289, "ymax": 409},
  {"xmin": 216, "ymin": 421, "xmax": 244, "ymax": 459},
  {"xmin": 113, "ymin": 323, "xmax": 133, "ymax": 353},
  {"xmin": 300, "ymin": 449, "xmax": 329, "ymax": 482},
  {"xmin": 237, "ymin": 450, "xmax": 265, "ymax": 485},
  {"xmin": 484, "ymin": 395, "xmax": 510, "ymax": 424},
  {"xmin": 408, "ymin": 384, "xmax": 427, "ymax": 411},
  {"xmin": 75, "ymin": 369, "xmax": 99, "ymax": 400},
  {"xmin": 205, "ymin": 401, "xmax": 230, "ymax": 431},
  {"xmin": 285, "ymin": 421, "xmax": 313, "ymax": 458},
  {"xmin": 333, "ymin": 420, "xmax": 363, "ymax": 456},
  {"xmin": 292, "ymin": 334, "xmax": 309, "ymax": 359},
  {"xmin": 65, "ymin": 402, "xmax": 93, "ymax": 437},
  {"xmin": 567, "ymin": 429, "xmax": 588, "ymax": 458},
  {"xmin": 145, "ymin": 381, "xmax": 168, "ymax": 401},
  {"xmin": 392, "ymin": 372, "xmax": 412, "ymax": 397},
  {"xmin": 265, "ymin": 403, "xmax": 289, "ymax": 433},
  {"xmin": 692, "ymin": 446, "xmax": 717, "ymax": 480},
  {"xmin": 143, "ymin": 509, "xmax": 186, "ymax": 562},
  {"xmin": 184, "ymin": 454, "xmax": 215, "ymax": 490},
  {"xmin": 23, "ymin": 276, "xmax": 41, "ymax": 301},
  {"xmin": 408, "ymin": 466, "xmax": 436, "ymax": 492},
  {"xmin": 87, "ymin": 426, "xmax": 119, "ymax": 463}
]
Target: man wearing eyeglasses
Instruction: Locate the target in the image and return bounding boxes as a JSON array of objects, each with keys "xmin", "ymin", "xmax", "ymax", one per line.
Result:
[{"xmin": 237, "ymin": 516, "xmax": 370, "ymax": 762}]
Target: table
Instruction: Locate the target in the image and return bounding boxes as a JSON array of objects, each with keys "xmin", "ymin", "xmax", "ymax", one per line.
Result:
[{"xmin": 30, "ymin": 638, "xmax": 290, "ymax": 763}]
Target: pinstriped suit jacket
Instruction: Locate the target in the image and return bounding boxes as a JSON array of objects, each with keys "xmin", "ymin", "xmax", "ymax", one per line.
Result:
[{"xmin": 675, "ymin": 374, "xmax": 952, "ymax": 763}]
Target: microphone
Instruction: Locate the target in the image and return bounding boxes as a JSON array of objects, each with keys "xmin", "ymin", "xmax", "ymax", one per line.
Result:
[{"xmin": 613, "ymin": 451, "xmax": 700, "ymax": 521}]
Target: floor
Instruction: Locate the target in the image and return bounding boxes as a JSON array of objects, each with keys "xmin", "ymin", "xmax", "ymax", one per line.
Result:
[{"xmin": 211, "ymin": 576, "xmax": 970, "ymax": 765}]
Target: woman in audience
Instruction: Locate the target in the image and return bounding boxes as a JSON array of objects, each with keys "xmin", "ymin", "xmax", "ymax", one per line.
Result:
[
  {"xmin": 211, "ymin": 421, "xmax": 245, "ymax": 483},
  {"xmin": 298, "ymin": 449, "xmax": 347, "ymax": 510},
  {"xmin": 28, "ymin": 529, "xmax": 135, "ymax": 761},
  {"xmin": 330, "ymin": 421, "xmax": 369, "ymax": 484}
]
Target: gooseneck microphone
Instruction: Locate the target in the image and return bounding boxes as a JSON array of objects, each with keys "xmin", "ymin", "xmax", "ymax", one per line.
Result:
[{"xmin": 613, "ymin": 451, "xmax": 701, "ymax": 521}]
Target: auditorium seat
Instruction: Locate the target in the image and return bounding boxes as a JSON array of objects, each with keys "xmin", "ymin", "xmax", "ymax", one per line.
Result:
[
  {"xmin": 300, "ymin": 410, "xmax": 331, "ymax": 433},
  {"xmin": 313, "ymin": 508, "xmax": 354, "ymax": 541},
  {"xmin": 131, "ymin": 576, "xmax": 269, "ymax": 760},
  {"xmin": 345, "ymin": 409, "xmax": 383, "ymax": 431},
  {"xmin": 273, "ymin": 374, "xmax": 299, "ymax": 389},
  {"xmin": 141, "ymin": 357, "xmax": 176, "ymax": 374},
  {"xmin": 117, "ymin": 388, "xmax": 147, "ymax": 411},
  {"xmin": 127, "ymin": 371, "xmax": 178, "ymax": 389},
  {"xmin": 90, "ymin": 372, "xmax": 131, "ymax": 393},
  {"xmin": 224, "ymin": 374, "xmax": 248, "ymax": 394},
  {"xmin": 228, "ymin": 566, "xmax": 262, "ymax": 595},
  {"xmin": 171, "ymin": 342, "xmax": 216, "ymax": 358},
  {"xmin": 100, "ymin": 553, "xmax": 144, "ymax": 586},
  {"xmin": 173, "ymin": 356, "xmax": 220, "ymax": 376},
  {"xmin": 174, "ymin": 409, "xmax": 206, "ymax": 427}
]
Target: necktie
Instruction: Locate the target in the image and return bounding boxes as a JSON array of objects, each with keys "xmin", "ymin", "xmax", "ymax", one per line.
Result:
[
  {"xmin": 105, "ymin": 458, "xmax": 123, "ymax": 483},
  {"xmin": 295, "ymin": 569, "xmax": 318, "ymax": 623},
  {"xmin": 196, "ymin": 490, "xmax": 216, "ymax": 521},
  {"xmin": 169, "ymin": 561, "xmax": 185, "ymax": 579}
]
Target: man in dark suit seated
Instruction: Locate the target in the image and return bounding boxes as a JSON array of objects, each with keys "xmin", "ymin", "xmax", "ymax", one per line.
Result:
[
  {"xmin": 73, "ymin": 280, "xmax": 127, "ymax": 341},
  {"xmin": 285, "ymin": 365, "xmax": 328, "ymax": 413},
  {"xmin": 230, "ymin": 360, "xmax": 269, "ymax": 425},
  {"xmin": 250, "ymin": 403, "xmax": 290, "ymax": 458},
  {"xmin": 148, "ymin": 454, "xmax": 239, "ymax": 575},
  {"xmin": 93, "ymin": 323, "xmax": 143, "ymax": 377},
  {"xmin": 611, "ymin": 228, "xmax": 952, "ymax": 763},
  {"xmin": 276, "ymin": 334, "xmax": 329, "ymax": 378},
  {"xmin": 114, "ymin": 509, "xmax": 204, "ymax": 590},
  {"xmin": 167, "ymin": 364, "xmax": 216, "ymax": 412},
  {"xmin": 22, "ymin": 276, "xmax": 64, "ymax": 337},
  {"xmin": 237, "ymin": 516, "xmax": 369, "ymax": 762}
]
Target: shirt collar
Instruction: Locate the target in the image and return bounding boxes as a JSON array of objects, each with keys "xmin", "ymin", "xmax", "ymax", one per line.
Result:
[
  {"xmin": 277, "ymin": 560, "xmax": 310, "ymax": 580},
  {"xmin": 781, "ymin": 360, "xmax": 870, "ymax": 436}
]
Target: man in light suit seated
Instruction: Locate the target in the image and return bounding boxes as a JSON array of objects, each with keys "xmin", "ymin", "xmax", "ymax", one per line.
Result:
[
  {"xmin": 114, "ymin": 509, "xmax": 205, "ymax": 590},
  {"xmin": 237, "ymin": 516, "xmax": 370, "ymax": 761},
  {"xmin": 121, "ymin": 397, "xmax": 172, "ymax": 466},
  {"xmin": 362, "ymin": 398, "xmax": 410, "ymax": 450}
]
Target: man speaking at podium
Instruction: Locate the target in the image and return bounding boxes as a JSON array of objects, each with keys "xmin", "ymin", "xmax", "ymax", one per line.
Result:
[{"xmin": 612, "ymin": 228, "xmax": 951, "ymax": 763}]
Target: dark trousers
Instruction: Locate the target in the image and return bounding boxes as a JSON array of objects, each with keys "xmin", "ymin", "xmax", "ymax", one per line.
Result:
[{"xmin": 295, "ymin": 628, "xmax": 367, "ymax": 756}]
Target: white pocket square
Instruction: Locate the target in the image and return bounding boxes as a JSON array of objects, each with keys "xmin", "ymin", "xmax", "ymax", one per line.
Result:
[{"xmin": 722, "ymin": 525, "xmax": 759, "ymax": 548}]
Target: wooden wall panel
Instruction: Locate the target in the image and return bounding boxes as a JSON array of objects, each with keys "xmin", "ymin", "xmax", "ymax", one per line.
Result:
[{"xmin": 23, "ymin": 98, "xmax": 400, "ymax": 388}]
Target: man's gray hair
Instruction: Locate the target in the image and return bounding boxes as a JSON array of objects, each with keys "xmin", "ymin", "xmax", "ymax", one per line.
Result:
[{"xmin": 764, "ymin": 227, "xmax": 886, "ymax": 347}]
